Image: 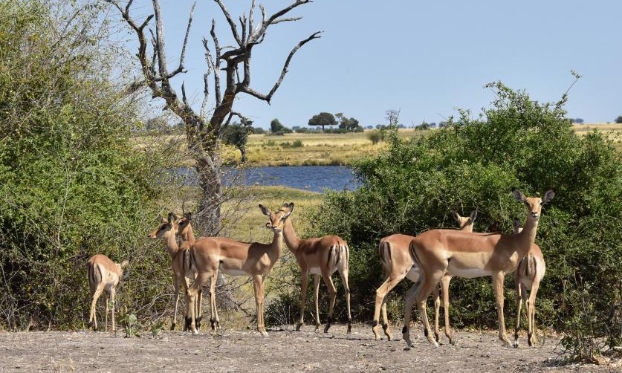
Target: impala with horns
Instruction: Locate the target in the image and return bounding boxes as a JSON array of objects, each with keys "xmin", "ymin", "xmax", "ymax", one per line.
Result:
[
  {"xmin": 278, "ymin": 202, "xmax": 352, "ymax": 334},
  {"xmin": 372, "ymin": 210, "xmax": 477, "ymax": 341},
  {"xmin": 185, "ymin": 204, "xmax": 287, "ymax": 336},
  {"xmin": 87, "ymin": 254, "xmax": 129, "ymax": 332},
  {"xmin": 148, "ymin": 212, "xmax": 200, "ymax": 331},
  {"xmin": 402, "ymin": 189, "xmax": 555, "ymax": 348},
  {"xmin": 512, "ymin": 219, "xmax": 546, "ymax": 347}
]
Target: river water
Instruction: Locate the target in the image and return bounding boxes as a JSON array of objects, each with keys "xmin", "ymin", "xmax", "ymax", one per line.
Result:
[{"xmin": 177, "ymin": 166, "xmax": 360, "ymax": 193}]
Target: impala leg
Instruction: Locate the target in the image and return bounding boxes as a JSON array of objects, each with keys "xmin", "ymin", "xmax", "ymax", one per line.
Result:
[
  {"xmin": 432, "ymin": 283, "xmax": 441, "ymax": 343},
  {"xmin": 172, "ymin": 276, "xmax": 181, "ymax": 331},
  {"xmin": 514, "ymin": 282, "xmax": 525, "ymax": 347},
  {"xmin": 110, "ymin": 287, "xmax": 116, "ymax": 333},
  {"xmin": 338, "ymin": 268, "xmax": 352, "ymax": 334},
  {"xmin": 253, "ymin": 274, "xmax": 268, "ymax": 337},
  {"xmin": 187, "ymin": 271, "xmax": 210, "ymax": 335},
  {"xmin": 209, "ymin": 272, "xmax": 220, "ymax": 331},
  {"xmin": 441, "ymin": 275, "xmax": 454, "ymax": 344},
  {"xmin": 313, "ymin": 274, "xmax": 322, "ymax": 331},
  {"xmin": 89, "ymin": 286, "xmax": 104, "ymax": 331},
  {"xmin": 181, "ymin": 276, "xmax": 191, "ymax": 331},
  {"xmin": 402, "ymin": 280, "xmax": 423, "ymax": 349},
  {"xmin": 527, "ymin": 280, "xmax": 541, "ymax": 347},
  {"xmin": 417, "ymin": 275, "xmax": 441, "ymax": 347},
  {"xmin": 373, "ymin": 273, "xmax": 406, "ymax": 340},
  {"xmin": 296, "ymin": 271, "xmax": 309, "ymax": 331},
  {"xmin": 493, "ymin": 272, "xmax": 511, "ymax": 347},
  {"xmin": 196, "ymin": 288, "xmax": 203, "ymax": 331},
  {"xmin": 321, "ymin": 273, "xmax": 337, "ymax": 333},
  {"xmin": 104, "ymin": 293, "xmax": 109, "ymax": 332}
]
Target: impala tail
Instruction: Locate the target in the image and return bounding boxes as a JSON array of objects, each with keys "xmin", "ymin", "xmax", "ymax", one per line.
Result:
[
  {"xmin": 378, "ymin": 240, "xmax": 392, "ymax": 277},
  {"xmin": 88, "ymin": 263, "xmax": 102, "ymax": 288},
  {"xmin": 327, "ymin": 243, "xmax": 349, "ymax": 269},
  {"xmin": 526, "ymin": 254, "xmax": 537, "ymax": 279}
]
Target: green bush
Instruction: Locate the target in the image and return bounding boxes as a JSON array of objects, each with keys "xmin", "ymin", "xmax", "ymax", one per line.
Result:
[
  {"xmin": 0, "ymin": 0, "xmax": 173, "ymax": 330},
  {"xmin": 299, "ymin": 81, "xmax": 622, "ymax": 360}
]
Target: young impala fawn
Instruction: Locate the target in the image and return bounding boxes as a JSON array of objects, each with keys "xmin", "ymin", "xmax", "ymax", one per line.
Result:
[{"xmin": 87, "ymin": 254, "xmax": 129, "ymax": 332}]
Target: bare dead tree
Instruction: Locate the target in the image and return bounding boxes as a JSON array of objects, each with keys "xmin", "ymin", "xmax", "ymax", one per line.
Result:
[{"xmin": 104, "ymin": 0, "xmax": 321, "ymax": 235}]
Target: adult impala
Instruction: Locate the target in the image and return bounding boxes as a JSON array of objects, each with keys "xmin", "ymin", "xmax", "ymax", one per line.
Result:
[
  {"xmin": 512, "ymin": 219, "xmax": 546, "ymax": 347},
  {"xmin": 402, "ymin": 189, "xmax": 554, "ymax": 348},
  {"xmin": 87, "ymin": 254, "xmax": 129, "ymax": 332},
  {"xmin": 185, "ymin": 204, "xmax": 287, "ymax": 336},
  {"xmin": 176, "ymin": 213, "xmax": 204, "ymax": 331},
  {"xmin": 279, "ymin": 202, "xmax": 352, "ymax": 334},
  {"xmin": 148, "ymin": 212, "xmax": 199, "ymax": 331},
  {"xmin": 372, "ymin": 210, "xmax": 477, "ymax": 341}
]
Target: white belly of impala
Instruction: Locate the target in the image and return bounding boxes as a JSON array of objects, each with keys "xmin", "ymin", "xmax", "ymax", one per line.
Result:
[
  {"xmin": 448, "ymin": 267, "xmax": 491, "ymax": 279},
  {"xmin": 221, "ymin": 268, "xmax": 248, "ymax": 277}
]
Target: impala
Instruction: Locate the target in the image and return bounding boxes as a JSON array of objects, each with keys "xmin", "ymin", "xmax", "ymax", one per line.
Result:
[
  {"xmin": 402, "ymin": 189, "xmax": 555, "ymax": 348},
  {"xmin": 185, "ymin": 204, "xmax": 287, "ymax": 336},
  {"xmin": 279, "ymin": 202, "xmax": 352, "ymax": 334},
  {"xmin": 176, "ymin": 213, "xmax": 204, "ymax": 331},
  {"xmin": 147, "ymin": 212, "xmax": 199, "ymax": 331},
  {"xmin": 87, "ymin": 254, "xmax": 129, "ymax": 332},
  {"xmin": 512, "ymin": 219, "xmax": 546, "ymax": 347},
  {"xmin": 372, "ymin": 210, "xmax": 477, "ymax": 341}
]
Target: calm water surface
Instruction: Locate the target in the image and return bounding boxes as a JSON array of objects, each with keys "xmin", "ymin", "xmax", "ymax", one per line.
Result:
[{"xmin": 178, "ymin": 166, "xmax": 360, "ymax": 193}]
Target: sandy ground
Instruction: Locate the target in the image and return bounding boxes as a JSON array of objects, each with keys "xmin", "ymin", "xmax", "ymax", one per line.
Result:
[{"xmin": 0, "ymin": 324, "xmax": 619, "ymax": 373}]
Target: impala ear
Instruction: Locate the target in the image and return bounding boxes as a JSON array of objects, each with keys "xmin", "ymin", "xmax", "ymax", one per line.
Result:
[
  {"xmin": 542, "ymin": 189, "xmax": 555, "ymax": 204},
  {"xmin": 259, "ymin": 204, "xmax": 271, "ymax": 217},
  {"xmin": 512, "ymin": 188, "xmax": 527, "ymax": 202},
  {"xmin": 469, "ymin": 210, "xmax": 477, "ymax": 222},
  {"xmin": 184, "ymin": 212, "xmax": 192, "ymax": 221},
  {"xmin": 281, "ymin": 202, "xmax": 294, "ymax": 213},
  {"xmin": 167, "ymin": 212, "xmax": 176, "ymax": 224},
  {"xmin": 451, "ymin": 210, "xmax": 460, "ymax": 222}
]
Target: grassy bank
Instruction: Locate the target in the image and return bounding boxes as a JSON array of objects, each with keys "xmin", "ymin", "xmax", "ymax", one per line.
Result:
[{"xmin": 143, "ymin": 124, "xmax": 622, "ymax": 168}]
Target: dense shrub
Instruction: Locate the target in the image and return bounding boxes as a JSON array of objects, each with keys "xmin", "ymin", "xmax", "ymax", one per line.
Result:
[
  {"xmin": 293, "ymin": 81, "xmax": 622, "ymax": 360},
  {"xmin": 0, "ymin": 0, "xmax": 174, "ymax": 330}
]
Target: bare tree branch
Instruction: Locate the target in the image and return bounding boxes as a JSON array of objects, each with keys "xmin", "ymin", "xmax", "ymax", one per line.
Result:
[{"xmin": 213, "ymin": 0, "xmax": 242, "ymax": 46}]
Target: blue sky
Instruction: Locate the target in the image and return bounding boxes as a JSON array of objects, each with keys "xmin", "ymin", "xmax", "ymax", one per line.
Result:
[{"xmin": 147, "ymin": 1, "xmax": 621, "ymax": 129}]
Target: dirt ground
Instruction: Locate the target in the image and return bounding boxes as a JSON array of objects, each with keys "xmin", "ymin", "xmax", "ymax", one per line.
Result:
[{"xmin": 1, "ymin": 324, "xmax": 620, "ymax": 373}]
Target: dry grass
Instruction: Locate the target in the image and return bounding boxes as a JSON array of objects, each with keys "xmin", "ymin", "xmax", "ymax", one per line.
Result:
[
  {"xmin": 572, "ymin": 123, "xmax": 622, "ymax": 152},
  {"xmin": 222, "ymin": 130, "xmax": 425, "ymax": 166},
  {"xmin": 141, "ymin": 124, "xmax": 622, "ymax": 168}
]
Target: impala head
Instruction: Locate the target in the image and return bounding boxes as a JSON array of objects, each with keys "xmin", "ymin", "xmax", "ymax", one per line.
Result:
[
  {"xmin": 116, "ymin": 259, "xmax": 130, "ymax": 276},
  {"xmin": 452, "ymin": 210, "xmax": 477, "ymax": 230},
  {"xmin": 147, "ymin": 212, "xmax": 179, "ymax": 239},
  {"xmin": 513, "ymin": 189, "xmax": 555, "ymax": 221},
  {"xmin": 177, "ymin": 212, "xmax": 192, "ymax": 236},
  {"xmin": 260, "ymin": 202, "xmax": 293, "ymax": 233}
]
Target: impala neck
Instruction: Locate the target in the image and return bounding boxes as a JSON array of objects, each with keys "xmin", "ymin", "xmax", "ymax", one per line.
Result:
[
  {"xmin": 165, "ymin": 232, "xmax": 179, "ymax": 258},
  {"xmin": 180, "ymin": 225, "xmax": 196, "ymax": 244},
  {"xmin": 282, "ymin": 218, "xmax": 302, "ymax": 252},
  {"xmin": 515, "ymin": 217, "xmax": 539, "ymax": 253},
  {"xmin": 268, "ymin": 229, "xmax": 284, "ymax": 261}
]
